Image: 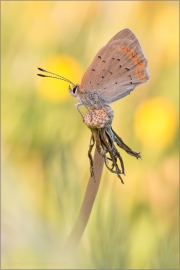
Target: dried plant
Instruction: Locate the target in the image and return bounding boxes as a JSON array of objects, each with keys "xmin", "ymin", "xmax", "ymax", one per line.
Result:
[
  {"xmin": 84, "ymin": 106, "xmax": 141, "ymax": 184},
  {"xmin": 65, "ymin": 107, "xmax": 141, "ymax": 252}
]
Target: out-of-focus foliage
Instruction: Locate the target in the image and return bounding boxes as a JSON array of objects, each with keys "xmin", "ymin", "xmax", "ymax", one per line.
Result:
[{"xmin": 2, "ymin": 1, "xmax": 179, "ymax": 269}]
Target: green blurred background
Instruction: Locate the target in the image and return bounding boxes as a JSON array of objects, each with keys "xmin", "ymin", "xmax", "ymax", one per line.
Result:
[{"xmin": 2, "ymin": 1, "xmax": 179, "ymax": 269}]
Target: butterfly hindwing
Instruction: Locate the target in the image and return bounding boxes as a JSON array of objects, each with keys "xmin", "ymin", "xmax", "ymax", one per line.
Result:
[{"xmin": 80, "ymin": 29, "xmax": 149, "ymax": 105}]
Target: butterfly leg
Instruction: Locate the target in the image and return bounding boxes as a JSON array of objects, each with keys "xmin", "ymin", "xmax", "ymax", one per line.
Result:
[
  {"xmin": 75, "ymin": 103, "xmax": 84, "ymax": 119},
  {"xmin": 75, "ymin": 103, "xmax": 93, "ymax": 121}
]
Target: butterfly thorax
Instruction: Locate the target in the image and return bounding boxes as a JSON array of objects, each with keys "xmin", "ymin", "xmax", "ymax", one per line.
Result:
[{"xmin": 69, "ymin": 85, "xmax": 106, "ymax": 109}]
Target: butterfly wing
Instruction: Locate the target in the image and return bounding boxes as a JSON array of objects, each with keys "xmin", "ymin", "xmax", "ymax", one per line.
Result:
[
  {"xmin": 80, "ymin": 29, "xmax": 149, "ymax": 104},
  {"xmin": 106, "ymin": 28, "xmax": 141, "ymax": 47}
]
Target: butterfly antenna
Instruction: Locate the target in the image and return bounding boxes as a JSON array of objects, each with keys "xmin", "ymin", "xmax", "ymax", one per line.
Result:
[{"xmin": 37, "ymin": 67, "xmax": 75, "ymax": 86}]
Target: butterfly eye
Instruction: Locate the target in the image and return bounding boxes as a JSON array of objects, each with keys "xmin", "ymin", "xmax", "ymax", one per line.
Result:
[{"xmin": 73, "ymin": 86, "xmax": 77, "ymax": 94}]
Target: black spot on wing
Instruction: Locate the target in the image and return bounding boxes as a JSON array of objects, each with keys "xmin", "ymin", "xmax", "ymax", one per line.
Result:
[{"xmin": 129, "ymin": 74, "xmax": 133, "ymax": 84}]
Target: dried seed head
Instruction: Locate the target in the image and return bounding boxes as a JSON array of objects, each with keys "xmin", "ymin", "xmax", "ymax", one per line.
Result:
[{"xmin": 83, "ymin": 107, "xmax": 114, "ymax": 129}]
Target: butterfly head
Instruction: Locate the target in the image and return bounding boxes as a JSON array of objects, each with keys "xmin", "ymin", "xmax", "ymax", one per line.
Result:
[{"xmin": 69, "ymin": 85, "xmax": 80, "ymax": 97}]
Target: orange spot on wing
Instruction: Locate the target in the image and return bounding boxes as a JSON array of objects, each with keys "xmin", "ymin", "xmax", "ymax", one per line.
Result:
[
  {"xmin": 137, "ymin": 70, "xmax": 142, "ymax": 78},
  {"xmin": 136, "ymin": 59, "xmax": 144, "ymax": 66},
  {"xmin": 120, "ymin": 46, "xmax": 146, "ymax": 80},
  {"xmin": 137, "ymin": 62, "xmax": 146, "ymax": 80}
]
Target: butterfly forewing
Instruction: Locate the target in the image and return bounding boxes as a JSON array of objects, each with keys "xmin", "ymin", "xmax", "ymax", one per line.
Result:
[
  {"xmin": 80, "ymin": 29, "xmax": 149, "ymax": 105},
  {"xmin": 107, "ymin": 28, "xmax": 141, "ymax": 48}
]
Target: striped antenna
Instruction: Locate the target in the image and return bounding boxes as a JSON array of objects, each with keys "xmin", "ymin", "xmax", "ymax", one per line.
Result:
[{"xmin": 37, "ymin": 67, "xmax": 75, "ymax": 86}]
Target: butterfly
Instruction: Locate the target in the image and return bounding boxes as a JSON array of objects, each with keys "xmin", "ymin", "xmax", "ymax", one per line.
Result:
[
  {"xmin": 37, "ymin": 28, "xmax": 149, "ymax": 117},
  {"xmin": 37, "ymin": 29, "xmax": 149, "ymax": 182}
]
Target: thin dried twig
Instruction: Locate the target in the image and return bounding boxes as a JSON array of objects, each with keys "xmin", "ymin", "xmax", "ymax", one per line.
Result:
[{"xmin": 64, "ymin": 148, "xmax": 104, "ymax": 251}]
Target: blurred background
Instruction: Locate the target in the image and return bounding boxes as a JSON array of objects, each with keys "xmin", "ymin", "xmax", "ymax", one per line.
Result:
[{"xmin": 2, "ymin": 1, "xmax": 179, "ymax": 269}]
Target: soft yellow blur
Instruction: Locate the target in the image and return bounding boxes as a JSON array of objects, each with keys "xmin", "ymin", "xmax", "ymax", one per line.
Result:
[
  {"xmin": 2, "ymin": 1, "xmax": 179, "ymax": 269},
  {"xmin": 134, "ymin": 97, "xmax": 178, "ymax": 148},
  {"xmin": 37, "ymin": 56, "xmax": 83, "ymax": 101}
]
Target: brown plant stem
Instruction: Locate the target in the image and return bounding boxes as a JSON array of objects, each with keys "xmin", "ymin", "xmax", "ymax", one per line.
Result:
[{"xmin": 65, "ymin": 148, "xmax": 104, "ymax": 251}]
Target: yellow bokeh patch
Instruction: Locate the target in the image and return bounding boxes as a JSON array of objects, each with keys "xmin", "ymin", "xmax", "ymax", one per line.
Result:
[
  {"xmin": 134, "ymin": 98, "xmax": 178, "ymax": 148},
  {"xmin": 36, "ymin": 55, "xmax": 83, "ymax": 101}
]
